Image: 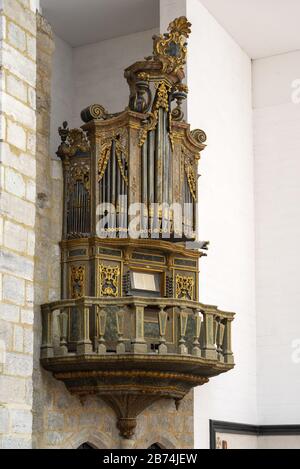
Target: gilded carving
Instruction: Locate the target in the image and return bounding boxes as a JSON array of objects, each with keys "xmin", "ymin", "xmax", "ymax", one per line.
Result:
[
  {"xmin": 185, "ymin": 164, "xmax": 197, "ymax": 201},
  {"xmin": 139, "ymin": 81, "xmax": 172, "ymax": 147},
  {"xmin": 176, "ymin": 274, "xmax": 194, "ymax": 300},
  {"xmin": 98, "ymin": 128, "xmax": 128, "ymax": 184},
  {"xmin": 69, "ymin": 161, "xmax": 90, "ymax": 193},
  {"xmin": 99, "ymin": 263, "xmax": 120, "ymax": 297},
  {"xmin": 181, "ymin": 147, "xmax": 197, "ymax": 201},
  {"xmin": 152, "ymin": 16, "xmax": 192, "ymax": 74},
  {"xmin": 70, "ymin": 265, "xmax": 85, "ymax": 299}
]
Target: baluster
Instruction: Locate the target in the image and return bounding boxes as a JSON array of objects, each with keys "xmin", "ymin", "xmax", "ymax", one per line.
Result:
[
  {"xmin": 216, "ymin": 317, "xmax": 225, "ymax": 362},
  {"xmin": 116, "ymin": 308, "xmax": 126, "ymax": 354},
  {"xmin": 97, "ymin": 307, "xmax": 107, "ymax": 354},
  {"xmin": 201, "ymin": 307, "xmax": 217, "ymax": 360},
  {"xmin": 59, "ymin": 308, "xmax": 69, "ymax": 355},
  {"xmin": 179, "ymin": 308, "xmax": 188, "ymax": 355},
  {"xmin": 41, "ymin": 305, "xmax": 54, "ymax": 358},
  {"xmin": 77, "ymin": 300, "xmax": 93, "ymax": 355},
  {"xmin": 223, "ymin": 317, "xmax": 234, "ymax": 364},
  {"xmin": 192, "ymin": 310, "xmax": 202, "ymax": 357},
  {"xmin": 158, "ymin": 305, "xmax": 168, "ymax": 354},
  {"xmin": 131, "ymin": 302, "xmax": 147, "ymax": 353}
]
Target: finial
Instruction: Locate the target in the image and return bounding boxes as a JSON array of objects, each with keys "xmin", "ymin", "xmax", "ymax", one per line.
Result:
[
  {"xmin": 58, "ymin": 121, "xmax": 69, "ymax": 143},
  {"xmin": 152, "ymin": 16, "xmax": 192, "ymax": 74}
]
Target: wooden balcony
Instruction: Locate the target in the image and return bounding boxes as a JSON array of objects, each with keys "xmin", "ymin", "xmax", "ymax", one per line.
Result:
[{"xmin": 40, "ymin": 296, "xmax": 234, "ymax": 439}]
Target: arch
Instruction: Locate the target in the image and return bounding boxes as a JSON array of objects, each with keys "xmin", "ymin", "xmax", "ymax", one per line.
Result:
[
  {"xmin": 78, "ymin": 443, "xmax": 95, "ymax": 449},
  {"xmin": 147, "ymin": 443, "xmax": 164, "ymax": 450},
  {"xmin": 142, "ymin": 433, "xmax": 179, "ymax": 450},
  {"xmin": 65, "ymin": 428, "xmax": 115, "ymax": 449}
]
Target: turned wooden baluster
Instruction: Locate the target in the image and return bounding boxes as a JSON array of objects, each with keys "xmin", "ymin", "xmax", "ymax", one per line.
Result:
[
  {"xmin": 201, "ymin": 307, "xmax": 217, "ymax": 360},
  {"xmin": 223, "ymin": 317, "xmax": 234, "ymax": 364},
  {"xmin": 179, "ymin": 307, "xmax": 188, "ymax": 355},
  {"xmin": 116, "ymin": 308, "xmax": 126, "ymax": 354},
  {"xmin": 216, "ymin": 317, "xmax": 225, "ymax": 362},
  {"xmin": 97, "ymin": 307, "xmax": 107, "ymax": 354},
  {"xmin": 59, "ymin": 308, "xmax": 69, "ymax": 355},
  {"xmin": 158, "ymin": 305, "xmax": 168, "ymax": 354},
  {"xmin": 192, "ymin": 309, "xmax": 202, "ymax": 357}
]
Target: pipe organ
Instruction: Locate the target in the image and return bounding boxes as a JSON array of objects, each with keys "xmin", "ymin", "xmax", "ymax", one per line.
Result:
[{"xmin": 41, "ymin": 17, "xmax": 235, "ymax": 443}]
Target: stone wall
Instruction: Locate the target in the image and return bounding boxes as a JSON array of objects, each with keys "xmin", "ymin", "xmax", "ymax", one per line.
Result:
[{"xmin": 0, "ymin": 0, "xmax": 39, "ymax": 449}]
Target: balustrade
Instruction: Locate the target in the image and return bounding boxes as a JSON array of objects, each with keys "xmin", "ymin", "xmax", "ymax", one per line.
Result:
[{"xmin": 41, "ymin": 296, "xmax": 234, "ymax": 365}]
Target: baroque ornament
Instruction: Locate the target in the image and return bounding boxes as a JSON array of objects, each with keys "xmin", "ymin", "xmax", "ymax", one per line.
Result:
[
  {"xmin": 152, "ymin": 16, "xmax": 192, "ymax": 74},
  {"xmin": 176, "ymin": 274, "xmax": 194, "ymax": 300},
  {"xmin": 99, "ymin": 263, "xmax": 120, "ymax": 297}
]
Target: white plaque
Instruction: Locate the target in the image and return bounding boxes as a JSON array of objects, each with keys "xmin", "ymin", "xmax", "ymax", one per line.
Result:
[{"xmin": 132, "ymin": 272, "xmax": 158, "ymax": 291}]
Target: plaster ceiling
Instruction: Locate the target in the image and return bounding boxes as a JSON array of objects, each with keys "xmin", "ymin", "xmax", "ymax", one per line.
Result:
[
  {"xmin": 200, "ymin": 0, "xmax": 300, "ymax": 59},
  {"xmin": 40, "ymin": 0, "xmax": 159, "ymax": 47},
  {"xmin": 41, "ymin": 0, "xmax": 300, "ymax": 59}
]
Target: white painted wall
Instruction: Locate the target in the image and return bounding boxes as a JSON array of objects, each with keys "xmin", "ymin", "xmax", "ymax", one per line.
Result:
[
  {"xmin": 161, "ymin": 0, "xmax": 256, "ymax": 448},
  {"xmin": 253, "ymin": 50, "xmax": 300, "ymax": 425},
  {"xmin": 72, "ymin": 28, "xmax": 158, "ymax": 126}
]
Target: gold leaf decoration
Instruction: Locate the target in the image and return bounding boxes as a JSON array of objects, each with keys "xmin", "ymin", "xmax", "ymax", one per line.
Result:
[
  {"xmin": 176, "ymin": 274, "xmax": 194, "ymax": 300},
  {"xmin": 152, "ymin": 16, "xmax": 192, "ymax": 74},
  {"xmin": 99, "ymin": 264, "xmax": 120, "ymax": 297}
]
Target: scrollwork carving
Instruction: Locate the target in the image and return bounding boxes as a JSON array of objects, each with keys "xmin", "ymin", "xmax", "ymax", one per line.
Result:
[
  {"xmin": 152, "ymin": 16, "xmax": 191, "ymax": 75},
  {"xmin": 190, "ymin": 128, "xmax": 207, "ymax": 145}
]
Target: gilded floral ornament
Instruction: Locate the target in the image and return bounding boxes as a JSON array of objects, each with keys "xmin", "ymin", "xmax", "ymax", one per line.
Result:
[
  {"xmin": 99, "ymin": 264, "xmax": 120, "ymax": 297},
  {"xmin": 152, "ymin": 16, "xmax": 192, "ymax": 74},
  {"xmin": 176, "ymin": 274, "xmax": 194, "ymax": 300}
]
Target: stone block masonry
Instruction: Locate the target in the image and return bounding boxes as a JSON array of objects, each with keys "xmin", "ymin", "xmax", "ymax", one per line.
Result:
[{"xmin": 0, "ymin": 0, "xmax": 39, "ymax": 450}]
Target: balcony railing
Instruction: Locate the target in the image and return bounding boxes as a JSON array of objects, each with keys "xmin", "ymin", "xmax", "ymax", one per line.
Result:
[{"xmin": 41, "ymin": 296, "xmax": 234, "ymax": 366}]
